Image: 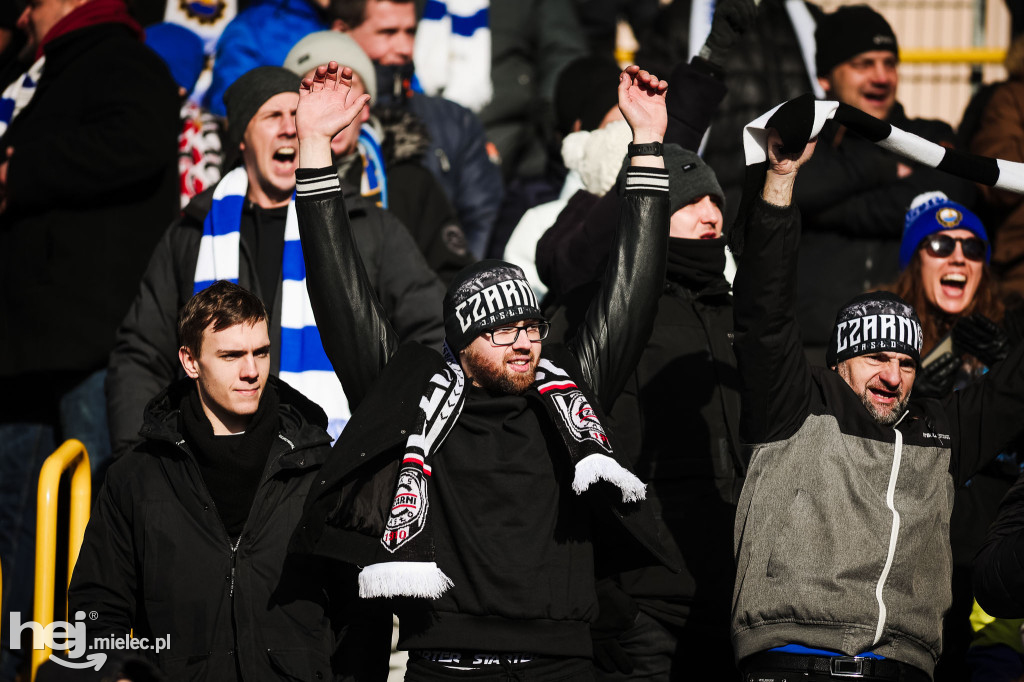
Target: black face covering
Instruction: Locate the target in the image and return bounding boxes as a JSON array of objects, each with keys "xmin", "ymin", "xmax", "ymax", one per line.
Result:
[
  {"xmin": 373, "ymin": 61, "xmax": 417, "ymax": 108},
  {"xmin": 666, "ymin": 236, "xmax": 727, "ymax": 291}
]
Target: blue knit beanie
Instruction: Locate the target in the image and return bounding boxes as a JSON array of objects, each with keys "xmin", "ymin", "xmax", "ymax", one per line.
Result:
[
  {"xmin": 144, "ymin": 23, "xmax": 206, "ymax": 97},
  {"xmin": 899, "ymin": 191, "xmax": 990, "ymax": 270}
]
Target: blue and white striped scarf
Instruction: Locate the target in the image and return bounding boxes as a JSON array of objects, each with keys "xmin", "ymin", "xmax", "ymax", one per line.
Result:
[
  {"xmin": 358, "ymin": 124, "xmax": 388, "ymax": 208},
  {"xmin": 413, "ymin": 0, "xmax": 491, "ymax": 113},
  {"xmin": 0, "ymin": 57, "xmax": 45, "ymax": 140},
  {"xmin": 193, "ymin": 166, "xmax": 350, "ymax": 438}
]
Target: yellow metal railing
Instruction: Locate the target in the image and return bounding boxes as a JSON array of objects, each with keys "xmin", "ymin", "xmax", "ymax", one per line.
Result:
[
  {"xmin": 901, "ymin": 48, "xmax": 1007, "ymax": 64},
  {"xmin": 31, "ymin": 439, "xmax": 91, "ymax": 682}
]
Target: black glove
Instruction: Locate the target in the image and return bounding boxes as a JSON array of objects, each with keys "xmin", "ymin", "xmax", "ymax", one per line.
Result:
[
  {"xmin": 700, "ymin": 0, "xmax": 759, "ymax": 65},
  {"xmin": 953, "ymin": 314, "xmax": 1011, "ymax": 367},
  {"xmin": 914, "ymin": 351, "xmax": 960, "ymax": 399}
]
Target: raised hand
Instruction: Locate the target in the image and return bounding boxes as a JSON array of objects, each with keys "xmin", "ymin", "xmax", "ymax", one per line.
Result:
[
  {"xmin": 296, "ymin": 61, "xmax": 371, "ymax": 169},
  {"xmin": 765, "ymin": 128, "xmax": 816, "ymax": 177},
  {"xmin": 617, "ymin": 65, "xmax": 667, "ymax": 144}
]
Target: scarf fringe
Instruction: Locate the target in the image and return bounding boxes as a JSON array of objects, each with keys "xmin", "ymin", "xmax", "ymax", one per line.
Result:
[
  {"xmin": 572, "ymin": 453, "xmax": 647, "ymax": 503},
  {"xmin": 359, "ymin": 561, "xmax": 454, "ymax": 599}
]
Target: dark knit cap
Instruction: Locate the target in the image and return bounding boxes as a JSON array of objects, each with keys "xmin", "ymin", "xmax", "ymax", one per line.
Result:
[
  {"xmin": 616, "ymin": 143, "xmax": 725, "ymax": 214},
  {"xmin": 665, "ymin": 144, "xmax": 725, "ymax": 213},
  {"xmin": 443, "ymin": 260, "xmax": 545, "ymax": 352},
  {"xmin": 223, "ymin": 66, "xmax": 300, "ymax": 154},
  {"xmin": 826, "ymin": 291, "xmax": 922, "ymax": 368},
  {"xmin": 815, "ymin": 5, "xmax": 899, "ymax": 76},
  {"xmin": 554, "ymin": 56, "xmax": 622, "ymax": 136}
]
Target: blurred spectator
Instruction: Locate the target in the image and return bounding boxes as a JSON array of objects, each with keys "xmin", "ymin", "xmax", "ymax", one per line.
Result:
[
  {"xmin": 793, "ymin": 4, "xmax": 975, "ymax": 362},
  {"xmin": 0, "ymin": 0, "xmax": 179, "ymax": 676},
  {"xmin": 284, "ymin": 30, "xmax": 474, "ymax": 282},
  {"xmin": 502, "ymin": 54, "xmax": 624, "ymax": 299},
  {"xmin": 205, "ymin": 0, "xmax": 329, "ymax": 116},
  {"xmin": 415, "ymin": 0, "xmax": 587, "ymax": 185},
  {"xmin": 571, "ymin": 0, "xmax": 658, "ymax": 58},
  {"xmin": 105, "ymin": 65, "xmax": 445, "ymax": 456},
  {"xmin": 969, "ymin": 34, "xmax": 1024, "ymax": 300},
  {"xmin": 328, "ymin": 0, "xmax": 503, "ymax": 259},
  {"xmin": 636, "ymin": 0, "xmax": 822, "ymax": 231},
  {"xmin": 145, "ymin": 21, "xmax": 224, "ymax": 207}
]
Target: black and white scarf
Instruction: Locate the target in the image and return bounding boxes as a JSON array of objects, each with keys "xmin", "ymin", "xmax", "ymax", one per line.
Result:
[
  {"xmin": 358, "ymin": 343, "xmax": 646, "ymax": 599},
  {"xmin": 732, "ymin": 94, "xmax": 1024, "ymax": 255}
]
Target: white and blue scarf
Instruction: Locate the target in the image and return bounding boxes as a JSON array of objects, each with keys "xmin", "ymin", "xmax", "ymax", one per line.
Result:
[
  {"xmin": 0, "ymin": 57, "xmax": 45, "ymax": 140},
  {"xmin": 193, "ymin": 167, "xmax": 350, "ymax": 438},
  {"xmin": 357, "ymin": 124, "xmax": 388, "ymax": 208},
  {"xmin": 413, "ymin": 0, "xmax": 492, "ymax": 113}
]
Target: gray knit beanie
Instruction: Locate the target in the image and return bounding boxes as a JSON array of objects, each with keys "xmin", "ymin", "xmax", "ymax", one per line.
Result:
[
  {"xmin": 283, "ymin": 31, "xmax": 377, "ymax": 101},
  {"xmin": 223, "ymin": 66, "xmax": 300, "ymax": 154},
  {"xmin": 617, "ymin": 143, "xmax": 724, "ymax": 213}
]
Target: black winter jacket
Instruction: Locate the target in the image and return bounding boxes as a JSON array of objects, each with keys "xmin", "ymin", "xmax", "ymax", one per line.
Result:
[
  {"xmin": 69, "ymin": 377, "xmax": 390, "ymax": 681},
  {"xmin": 106, "ymin": 180, "xmax": 447, "ymax": 455},
  {"xmin": 0, "ymin": 21, "xmax": 179, "ymax": 377}
]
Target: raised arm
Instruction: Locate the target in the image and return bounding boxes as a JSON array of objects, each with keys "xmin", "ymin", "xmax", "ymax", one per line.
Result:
[
  {"xmin": 293, "ymin": 63, "xmax": 394, "ymax": 409},
  {"xmin": 568, "ymin": 66, "xmax": 670, "ymax": 408},
  {"xmin": 731, "ymin": 130, "xmax": 818, "ymax": 444}
]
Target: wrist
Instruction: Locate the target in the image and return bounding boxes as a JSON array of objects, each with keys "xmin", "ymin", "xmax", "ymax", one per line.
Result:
[
  {"xmin": 762, "ymin": 171, "xmax": 797, "ymax": 207},
  {"xmin": 298, "ymin": 137, "xmax": 334, "ymax": 170}
]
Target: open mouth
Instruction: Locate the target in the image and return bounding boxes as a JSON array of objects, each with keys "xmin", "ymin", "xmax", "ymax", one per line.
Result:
[
  {"xmin": 507, "ymin": 356, "xmax": 532, "ymax": 373},
  {"xmin": 869, "ymin": 386, "xmax": 898, "ymax": 405},
  {"xmin": 273, "ymin": 146, "xmax": 296, "ymax": 164},
  {"xmin": 940, "ymin": 273, "xmax": 967, "ymax": 296},
  {"xmin": 863, "ymin": 91, "xmax": 890, "ymax": 104}
]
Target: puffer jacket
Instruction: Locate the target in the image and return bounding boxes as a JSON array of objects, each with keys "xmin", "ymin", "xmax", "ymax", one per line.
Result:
[
  {"xmin": 106, "ymin": 178, "xmax": 447, "ymax": 456},
  {"xmin": 730, "ymin": 196, "xmax": 1024, "ymax": 677},
  {"xmin": 69, "ymin": 377, "xmax": 391, "ymax": 681}
]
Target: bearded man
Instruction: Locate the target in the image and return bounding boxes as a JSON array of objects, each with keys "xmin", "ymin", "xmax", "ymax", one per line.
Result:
[{"xmin": 287, "ymin": 60, "xmax": 673, "ymax": 680}]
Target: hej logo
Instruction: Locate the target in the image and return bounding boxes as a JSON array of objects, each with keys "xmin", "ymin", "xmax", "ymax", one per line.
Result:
[{"xmin": 9, "ymin": 611, "xmax": 106, "ymax": 671}]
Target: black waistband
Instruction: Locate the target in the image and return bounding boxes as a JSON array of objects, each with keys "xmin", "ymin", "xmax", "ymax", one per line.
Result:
[{"xmin": 742, "ymin": 652, "xmax": 931, "ymax": 682}]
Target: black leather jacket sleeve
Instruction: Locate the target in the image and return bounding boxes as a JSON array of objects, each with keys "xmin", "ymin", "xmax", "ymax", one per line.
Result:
[
  {"xmin": 297, "ymin": 166, "xmax": 669, "ymax": 411},
  {"xmin": 295, "ymin": 170, "xmax": 399, "ymax": 412},
  {"xmin": 731, "ymin": 194, "xmax": 814, "ymax": 445},
  {"xmin": 566, "ymin": 168, "xmax": 670, "ymax": 409}
]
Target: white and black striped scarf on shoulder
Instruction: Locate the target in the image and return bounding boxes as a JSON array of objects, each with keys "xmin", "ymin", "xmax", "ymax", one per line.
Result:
[{"xmin": 358, "ymin": 342, "xmax": 646, "ymax": 600}]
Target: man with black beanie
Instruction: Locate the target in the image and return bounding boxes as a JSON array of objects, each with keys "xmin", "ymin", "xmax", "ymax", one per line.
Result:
[
  {"xmin": 729, "ymin": 128, "xmax": 1024, "ymax": 681},
  {"xmin": 288, "ymin": 61, "xmax": 672, "ymax": 680},
  {"xmin": 792, "ymin": 3, "xmax": 975, "ymax": 363},
  {"xmin": 106, "ymin": 64, "xmax": 447, "ymax": 457}
]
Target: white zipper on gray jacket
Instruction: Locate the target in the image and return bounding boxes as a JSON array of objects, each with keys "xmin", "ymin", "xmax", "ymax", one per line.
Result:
[{"xmin": 873, "ymin": 411, "xmax": 909, "ymax": 645}]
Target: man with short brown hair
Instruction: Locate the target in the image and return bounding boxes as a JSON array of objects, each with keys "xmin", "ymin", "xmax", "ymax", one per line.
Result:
[{"xmin": 72, "ymin": 280, "xmax": 388, "ymax": 681}]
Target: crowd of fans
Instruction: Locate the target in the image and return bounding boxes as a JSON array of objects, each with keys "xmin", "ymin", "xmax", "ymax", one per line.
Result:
[{"xmin": 2, "ymin": 0, "xmax": 1024, "ymax": 680}]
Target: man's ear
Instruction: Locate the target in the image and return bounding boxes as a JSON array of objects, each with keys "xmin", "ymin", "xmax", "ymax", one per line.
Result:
[
  {"xmin": 817, "ymin": 76, "xmax": 831, "ymax": 95},
  {"xmin": 331, "ymin": 18, "xmax": 350, "ymax": 32},
  {"xmin": 179, "ymin": 345, "xmax": 200, "ymax": 379}
]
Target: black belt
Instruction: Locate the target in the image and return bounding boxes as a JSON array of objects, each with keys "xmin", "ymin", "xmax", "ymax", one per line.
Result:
[{"xmin": 743, "ymin": 652, "xmax": 931, "ymax": 682}]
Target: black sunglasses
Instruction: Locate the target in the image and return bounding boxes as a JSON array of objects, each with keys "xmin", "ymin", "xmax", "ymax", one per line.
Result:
[{"xmin": 922, "ymin": 234, "xmax": 987, "ymax": 262}]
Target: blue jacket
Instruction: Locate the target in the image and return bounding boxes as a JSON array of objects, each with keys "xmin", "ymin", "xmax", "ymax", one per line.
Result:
[
  {"xmin": 205, "ymin": 0, "xmax": 325, "ymax": 116},
  {"xmin": 408, "ymin": 93, "xmax": 503, "ymax": 258}
]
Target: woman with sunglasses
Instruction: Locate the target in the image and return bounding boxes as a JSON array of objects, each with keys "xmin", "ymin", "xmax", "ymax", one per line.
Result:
[
  {"xmin": 890, "ymin": 191, "xmax": 1023, "ymax": 682},
  {"xmin": 891, "ymin": 191, "xmax": 1008, "ymax": 388}
]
